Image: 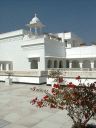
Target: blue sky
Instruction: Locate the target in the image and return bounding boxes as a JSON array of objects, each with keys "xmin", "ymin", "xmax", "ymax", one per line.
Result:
[{"xmin": 0, "ymin": 0, "xmax": 96, "ymax": 44}]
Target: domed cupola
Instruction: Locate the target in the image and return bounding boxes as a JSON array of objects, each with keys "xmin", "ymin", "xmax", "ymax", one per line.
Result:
[
  {"xmin": 27, "ymin": 14, "xmax": 45, "ymax": 35},
  {"xmin": 30, "ymin": 14, "xmax": 40, "ymax": 24}
]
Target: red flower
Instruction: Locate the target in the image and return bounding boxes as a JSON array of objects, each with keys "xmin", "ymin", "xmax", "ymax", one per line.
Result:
[
  {"xmin": 53, "ymin": 84, "xmax": 60, "ymax": 89},
  {"xmin": 43, "ymin": 95, "xmax": 49, "ymax": 100},
  {"xmin": 59, "ymin": 77, "xmax": 63, "ymax": 83},
  {"xmin": 67, "ymin": 82, "xmax": 76, "ymax": 88},
  {"xmin": 76, "ymin": 76, "xmax": 81, "ymax": 80},
  {"xmin": 37, "ymin": 100, "xmax": 43, "ymax": 108},
  {"xmin": 30, "ymin": 97, "xmax": 37, "ymax": 105}
]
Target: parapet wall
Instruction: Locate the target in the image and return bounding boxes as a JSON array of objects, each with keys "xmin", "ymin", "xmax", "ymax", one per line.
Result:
[
  {"xmin": 47, "ymin": 70, "xmax": 96, "ymax": 85},
  {"xmin": 0, "ymin": 70, "xmax": 48, "ymax": 77},
  {"xmin": 63, "ymin": 71, "xmax": 96, "ymax": 78},
  {"xmin": 0, "ymin": 70, "xmax": 48, "ymax": 84},
  {"xmin": 48, "ymin": 70, "xmax": 96, "ymax": 78}
]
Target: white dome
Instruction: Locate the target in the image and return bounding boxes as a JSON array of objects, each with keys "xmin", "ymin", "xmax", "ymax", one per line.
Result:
[
  {"xmin": 27, "ymin": 13, "xmax": 45, "ymax": 31},
  {"xmin": 30, "ymin": 14, "xmax": 40, "ymax": 24}
]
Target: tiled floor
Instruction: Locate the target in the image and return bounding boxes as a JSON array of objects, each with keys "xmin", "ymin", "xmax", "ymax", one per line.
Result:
[{"xmin": 0, "ymin": 82, "xmax": 95, "ymax": 128}]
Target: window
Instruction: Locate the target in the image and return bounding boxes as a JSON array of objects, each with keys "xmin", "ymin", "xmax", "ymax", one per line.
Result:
[
  {"xmin": 65, "ymin": 40, "xmax": 67, "ymax": 47},
  {"xmin": 31, "ymin": 60, "xmax": 38, "ymax": 69}
]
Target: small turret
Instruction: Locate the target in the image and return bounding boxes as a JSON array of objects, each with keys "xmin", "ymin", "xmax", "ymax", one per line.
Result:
[{"xmin": 27, "ymin": 14, "xmax": 45, "ymax": 35}]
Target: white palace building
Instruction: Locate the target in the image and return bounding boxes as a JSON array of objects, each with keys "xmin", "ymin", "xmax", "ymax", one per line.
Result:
[{"xmin": 0, "ymin": 14, "xmax": 96, "ymax": 84}]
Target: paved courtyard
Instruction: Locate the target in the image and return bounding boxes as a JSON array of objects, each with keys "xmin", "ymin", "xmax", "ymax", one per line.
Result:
[{"xmin": 0, "ymin": 82, "xmax": 95, "ymax": 128}]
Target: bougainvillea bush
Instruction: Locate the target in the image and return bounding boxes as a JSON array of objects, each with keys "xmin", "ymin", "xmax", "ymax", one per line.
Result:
[{"xmin": 30, "ymin": 71, "xmax": 96, "ymax": 128}]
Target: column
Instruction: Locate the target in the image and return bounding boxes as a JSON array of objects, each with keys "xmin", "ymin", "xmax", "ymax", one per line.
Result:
[
  {"xmin": 69, "ymin": 60, "xmax": 72, "ymax": 69},
  {"xmin": 79, "ymin": 62, "xmax": 83, "ymax": 69},
  {"xmin": 91, "ymin": 61, "xmax": 94, "ymax": 69},
  {"xmin": 6, "ymin": 64, "xmax": 9, "ymax": 71},
  {"xmin": 0, "ymin": 64, "xmax": 3, "ymax": 71},
  {"xmin": 0, "ymin": 64, "xmax": 1, "ymax": 71}
]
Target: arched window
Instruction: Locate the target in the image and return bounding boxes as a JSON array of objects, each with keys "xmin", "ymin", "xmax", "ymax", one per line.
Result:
[
  {"xmin": 54, "ymin": 60, "xmax": 58, "ymax": 68},
  {"xmin": 59, "ymin": 60, "xmax": 63, "ymax": 68},
  {"xmin": 47, "ymin": 60, "xmax": 52, "ymax": 68},
  {"xmin": 72, "ymin": 60, "xmax": 79, "ymax": 68}
]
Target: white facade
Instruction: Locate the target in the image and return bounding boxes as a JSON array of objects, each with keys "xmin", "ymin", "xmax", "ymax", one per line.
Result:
[
  {"xmin": 0, "ymin": 29, "xmax": 66, "ymax": 70},
  {"xmin": 0, "ymin": 14, "xmax": 96, "ymax": 83}
]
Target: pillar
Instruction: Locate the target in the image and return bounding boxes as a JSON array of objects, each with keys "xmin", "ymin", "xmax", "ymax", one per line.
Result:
[
  {"xmin": 0, "ymin": 64, "xmax": 1, "ymax": 71},
  {"xmin": 69, "ymin": 60, "xmax": 72, "ymax": 68},
  {"xmin": 6, "ymin": 64, "xmax": 9, "ymax": 71},
  {"xmin": 0, "ymin": 64, "xmax": 3, "ymax": 71},
  {"xmin": 79, "ymin": 62, "xmax": 83, "ymax": 69},
  {"xmin": 91, "ymin": 61, "xmax": 94, "ymax": 69}
]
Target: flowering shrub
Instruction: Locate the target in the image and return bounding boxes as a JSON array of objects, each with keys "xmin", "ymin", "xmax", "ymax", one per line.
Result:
[{"xmin": 30, "ymin": 71, "xmax": 96, "ymax": 128}]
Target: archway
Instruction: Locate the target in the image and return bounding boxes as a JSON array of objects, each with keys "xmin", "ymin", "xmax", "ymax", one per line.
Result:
[
  {"xmin": 72, "ymin": 60, "xmax": 79, "ymax": 68},
  {"xmin": 66, "ymin": 60, "xmax": 69, "ymax": 68},
  {"xmin": 54, "ymin": 60, "xmax": 58, "ymax": 68},
  {"xmin": 59, "ymin": 60, "xmax": 63, "ymax": 68},
  {"xmin": 82, "ymin": 60, "xmax": 91, "ymax": 68},
  {"xmin": 47, "ymin": 60, "xmax": 52, "ymax": 68}
]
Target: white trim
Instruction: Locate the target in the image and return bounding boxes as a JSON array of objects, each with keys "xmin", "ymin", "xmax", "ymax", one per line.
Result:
[{"xmin": 45, "ymin": 56, "xmax": 65, "ymax": 58}]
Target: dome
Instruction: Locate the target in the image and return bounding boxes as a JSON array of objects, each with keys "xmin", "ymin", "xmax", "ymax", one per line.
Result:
[
  {"xmin": 26, "ymin": 13, "xmax": 45, "ymax": 32},
  {"xmin": 30, "ymin": 14, "xmax": 40, "ymax": 24}
]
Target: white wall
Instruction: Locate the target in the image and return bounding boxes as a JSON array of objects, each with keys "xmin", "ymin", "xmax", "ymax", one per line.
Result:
[
  {"xmin": 0, "ymin": 33, "xmax": 46, "ymax": 71},
  {"xmin": 57, "ymin": 32, "xmax": 84, "ymax": 48},
  {"xmin": 0, "ymin": 76, "xmax": 46, "ymax": 84},
  {"xmin": 0, "ymin": 36, "xmax": 31, "ymax": 71},
  {"xmin": 66, "ymin": 45, "xmax": 96, "ymax": 58},
  {"xmin": 44, "ymin": 38, "xmax": 66, "ymax": 57},
  {"xmin": 23, "ymin": 44, "xmax": 45, "ymax": 70}
]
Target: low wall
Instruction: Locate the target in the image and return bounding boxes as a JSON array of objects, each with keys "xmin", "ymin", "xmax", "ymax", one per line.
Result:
[
  {"xmin": 0, "ymin": 70, "xmax": 96, "ymax": 85},
  {"xmin": 47, "ymin": 78, "xmax": 96, "ymax": 86},
  {"xmin": 48, "ymin": 70, "xmax": 96, "ymax": 78},
  {"xmin": 0, "ymin": 70, "xmax": 48, "ymax": 84},
  {"xmin": 0, "ymin": 70, "xmax": 48, "ymax": 77},
  {"xmin": 47, "ymin": 70, "xmax": 96, "ymax": 85}
]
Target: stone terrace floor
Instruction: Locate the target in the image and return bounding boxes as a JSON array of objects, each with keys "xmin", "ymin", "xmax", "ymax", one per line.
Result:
[{"xmin": 0, "ymin": 82, "xmax": 95, "ymax": 128}]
